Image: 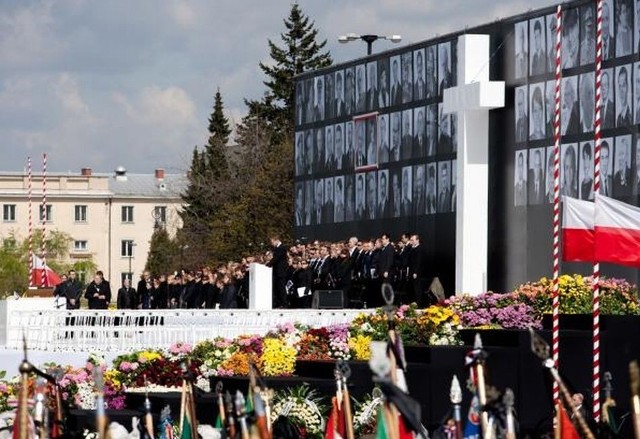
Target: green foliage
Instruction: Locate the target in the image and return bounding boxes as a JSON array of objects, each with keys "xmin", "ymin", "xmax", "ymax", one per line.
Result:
[{"xmin": 145, "ymin": 227, "xmax": 178, "ymax": 275}]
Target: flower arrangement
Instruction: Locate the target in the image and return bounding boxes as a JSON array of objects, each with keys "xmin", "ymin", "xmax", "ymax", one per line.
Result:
[
  {"xmin": 270, "ymin": 384, "xmax": 326, "ymax": 438},
  {"xmin": 0, "ymin": 371, "xmax": 15, "ymax": 413},
  {"xmin": 348, "ymin": 334, "xmax": 372, "ymax": 360},
  {"xmin": 296, "ymin": 328, "xmax": 332, "ymax": 361},
  {"xmin": 261, "ymin": 337, "xmax": 296, "ymax": 376},
  {"xmin": 192, "ymin": 338, "xmax": 236, "ymax": 378},
  {"xmin": 353, "ymin": 391, "xmax": 383, "ymax": 437},
  {"xmin": 446, "ymin": 293, "xmax": 542, "ymax": 330},
  {"xmin": 327, "ymin": 324, "xmax": 351, "ymax": 360},
  {"xmin": 416, "ymin": 305, "xmax": 463, "ymax": 345},
  {"xmin": 113, "ymin": 348, "xmax": 201, "ymax": 389}
]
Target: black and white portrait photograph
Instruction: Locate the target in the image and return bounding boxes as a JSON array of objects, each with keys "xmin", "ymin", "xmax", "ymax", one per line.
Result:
[
  {"xmin": 390, "ymin": 170, "xmax": 402, "ymax": 218},
  {"xmin": 579, "ymin": 4, "xmax": 595, "ymax": 65},
  {"xmin": 313, "ymin": 179, "xmax": 324, "ymax": 225},
  {"xmin": 334, "ymin": 70, "xmax": 345, "ymax": 118},
  {"xmin": 414, "ymin": 48, "xmax": 426, "ymax": 101},
  {"xmin": 426, "ymin": 163, "xmax": 437, "ymax": 214},
  {"xmin": 401, "ymin": 166, "xmax": 413, "ymax": 217},
  {"xmin": 355, "ymin": 173, "xmax": 366, "ymax": 220},
  {"xmin": 600, "ymin": 137, "xmax": 614, "ymax": 196},
  {"xmin": 602, "ymin": 0, "xmax": 614, "ymax": 60},
  {"xmin": 616, "ymin": 0, "xmax": 633, "ymax": 57},
  {"xmin": 354, "ymin": 119, "xmax": 366, "ymax": 168},
  {"xmin": 345, "ymin": 67, "xmax": 355, "ymax": 116},
  {"xmin": 390, "ymin": 112, "xmax": 401, "ymax": 162},
  {"xmin": 304, "ymin": 130, "xmax": 314, "ymax": 175},
  {"xmin": 325, "ymin": 72, "xmax": 335, "ymax": 120},
  {"xmin": 390, "ymin": 55, "xmax": 402, "ymax": 106},
  {"xmin": 636, "ymin": 0, "xmax": 640, "ymax": 56},
  {"xmin": 367, "ymin": 60, "xmax": 378, "ymax": 111},
  {"xmin": 635, "ymin": 138, "xmax": 640, "ymax": 194},
  {"xmin": 560, "ymin": 143, "xmax": 578, "ymax": 198},
  {"xmin": 355, "ymin": 64, "xmax": 366, "ymax": 113},
  {"xmin": 324, "ymin": 125, "xmax": 336, "ymax": 172},
  {"xmin": 514, "ymin": 150, "xmax": 528, "ymax": 206},
  {"xmin": 562, "ymin": 9, "xmax": 579, "ymax": 69},
  {"xmin": 437, "ymin": 161, "xmax": 452, "ymax": 213},
  {"xmin": 529, "ymin": 83, "xmax": 546, "ymax": 140},
  {"xmin": 401, "ymin": 52, "xmax": 413, "ymax": 104},
  {"xmin": 561, "ymin": 76, "xmax": 579, "ymax": 135},
  {"xmin": 579, "ymin": 72, "xmax": 595, "ymax": 132},
  {"xmin": 545, "ymin": 80, "xmax": 555, "ymax": 138},
  {"xmin": 579, "ymin": 142, "xmax": 594, "ymax": 201},
  {"xmin": 334, "ymin": 175, "xmax": 345, "ymax": 223},
  {"xmin": 377, "ymin": 58, "xmax": 390, "ymax": 108},
  {"xmin": 377, "ymin": 169, "xmax": 390, "ymax": 218},
  {"xmin": 616, "ymin": 64, "xmax": 632, "ymax": 127},
  {"xmin": 451, "ymin": 113, "xmax": 458, "ymax": 153},
  {"xmin": 413, "ymin": 164, "xmax": 426, "ymax": 216},
  {"xmin": 365, "ymin": 172, "xmax": 377, "ymax": 220},
  {"xmin": 426, "ymin": 45, "xmax": 438, "ymax": 100},
  {"xmin": 322, "ymin": 177, "xmax": 335, "ymax": 224},
  {"xmin": 546, "ymin": 146, "xmax": 555, "ymax": 203},
  {"xmin": 528, "ymin": 147, "xmax": 546, "ymax": 205},
  {"xmin": 314, "ymin": 127, "xmax": 325, "ymax": 174},
  {"xmin": 614, "ymin": 134, "xmax": 632, "ymax": 197},
  {"xmin": 634, "ymin": 62, "xmax": 640, "ymax": 124},
  {"xmin": 304, "ymin": 180, "xmax": 313, "ymax": 226},
  {"xmin": 366, "ymin": 117, "xmax": 378, "ymax": 166},
  {"xmin": 546, "ymin": 13, "xmax": 558, "ymax": 73},
  {"xmin": 438, "ymin": 42, "xmax": 452, "ymax": 95},
  {"xmin": 401, "ymin": 109, "xmax": 413, "ymax": 160},
  {"xmin": 414, "ymin": 107, "xmax": 426, "ymax": 158},
  {"xmin": 344, "ymin": 175, "xmax": 355, "ymax": 222},
  {"xmin": 378, "ymin": 114, "xmax": 390, "ymax": 164},
  {"xmin": 530, "ymin": 17, "xmax": 546, "ymax": 76},
  {"xmin": 451, "ymin": 160, "xmax": 457, "ymax": 212},
  {"xmin": 515, "ymin": 21, "xmax": 529, "ymax": 78},
  {"xmin": 313, "ymin": 76, "xmax": 325, "ymax": 122},
  {"xmin": 296, "ymin": 81, "xmax": 305, "ymax": 126},
  {"xmin": 426, "ymin": 104, "xmax": 438, "ymax": 157},
  {"xmin": 438, "ymin": 104, "xmax": 453, "ymax": 154},
  {"xmin": 515, "ymin": 85, "xmax": 528, "ymax": 142},
  {"xmin": 305, "ymin": 78, "xmax": 314, "ymax": 124},
  {"xmin": 344, "ymin": 121, "xmax": 354, "ymax": 169},
  {"xmin": 334, "ymin": 123, "xmax": 344, "ymax": 171},
  {"xmin": 602, "ymin": 68, "xmax": 615, "ymax": 129},
  {"xmin": 295, "ymin": 131, "xmax": 304, "ymax": 176},
  {"xmin": 295, "ymin": 182, "xmax": 305, "ymax": 227}
]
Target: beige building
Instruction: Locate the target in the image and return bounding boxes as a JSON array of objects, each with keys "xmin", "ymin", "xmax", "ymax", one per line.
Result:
[{"xmin": 0, "ymin": 166, "xmax": 186, "ymax": 285}]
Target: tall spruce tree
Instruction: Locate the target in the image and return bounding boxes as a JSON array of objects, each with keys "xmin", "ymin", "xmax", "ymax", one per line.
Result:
[{"xmin": 204, "ymin": 88, "xmax": 231, "ymax": 178}]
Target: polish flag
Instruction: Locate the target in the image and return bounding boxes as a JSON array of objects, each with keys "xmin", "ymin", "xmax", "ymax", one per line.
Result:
[
  {"xmin": 31, "ymin": 254, "xmax": 62, "ymax": 287},
  {"xmin": 595, "ymin": 194, "xmax": 640, "ymax": 267},
  {"xmin": 562, "ymin": 196, "xmax": 595, "ymax": 262}
]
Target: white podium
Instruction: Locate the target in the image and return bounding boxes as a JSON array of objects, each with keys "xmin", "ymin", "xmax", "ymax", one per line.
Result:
[{"xmin": 249, "ymin": 263, "xmax": 272, "ymax": 310}]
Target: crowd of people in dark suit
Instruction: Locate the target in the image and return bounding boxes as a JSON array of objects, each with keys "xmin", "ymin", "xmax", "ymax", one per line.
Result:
[{"xmin": 53, "ymin": 232, "xmax": 439, "ymax": 310}]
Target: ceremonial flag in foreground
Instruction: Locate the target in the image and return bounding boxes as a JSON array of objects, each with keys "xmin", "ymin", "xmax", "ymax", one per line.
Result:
[
  {"xmin": 562, "ymin": 196, "xmax": 595, "ymax": 262},
  {"xmin": 324, "ymin": 397, "xmax": 345, "ymax": 439},
  {"xmin": 462, "ymin": 395, "xmax": 480, "ymax": 439},
  {"xmin": 557, "ymin": 404, "xmax": 580, "ymax": 439},
  {"xmin": 595, "ymin": 194, "xmax": 640, "ymax": 267},
  {"xmin": 31, "ymin": 254, "xmax": 62, "ymax": 287},
  {"xmin": 179, "ymin": 380, "xmax": 196, "ymax": 439}
]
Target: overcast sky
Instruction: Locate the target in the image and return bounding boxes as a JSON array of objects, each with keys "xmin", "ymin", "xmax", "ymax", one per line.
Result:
[{"xmin": 0, "ymin": 0, "xmax": 555, "ymax": 174}]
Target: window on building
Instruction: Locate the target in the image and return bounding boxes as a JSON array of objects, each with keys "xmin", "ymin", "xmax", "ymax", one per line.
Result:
[
  {"xmin": 121, "ymin": 240, "xmax": 135, "ymax": 257},
  {"xmin": 39, "ymin": 205, "xmax": 52, "ymax": 222},
  {"xmin": 74, "ymin": 205, "xmax": 88, "ymax": 222},
  {"xmin": 2, "ymin": 204, "xmax": 16, "ymax": 222},
  {"xmin": 74, "ymin": 240, "xmax": 88, "ymax": 252},
  {"xmin": 121, "ymin": 206, "xmax": 134, "ymax": 223},
  {"xmin": 154, "ymin": 206, "xmax": 167, "ymax": 225}
]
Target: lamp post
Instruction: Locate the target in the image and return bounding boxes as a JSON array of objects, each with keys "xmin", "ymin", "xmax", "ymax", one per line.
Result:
[
  {"xmin": 338, "ymin": 33, "xmax": 402, "ymax": 55},
  {"xmin": 128, "ymin": 242, "xmax": 137, "ymax": 281}
]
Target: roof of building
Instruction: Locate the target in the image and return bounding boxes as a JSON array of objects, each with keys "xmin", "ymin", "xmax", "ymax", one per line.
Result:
[{"xmin": 108, "ymin": 173, "xmax": 187, "ymax": 198}]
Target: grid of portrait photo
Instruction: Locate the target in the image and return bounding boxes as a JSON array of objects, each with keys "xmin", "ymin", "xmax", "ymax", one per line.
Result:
[
  {"xmin": 294, "ymin": 40, "xmax": 458, "ymax": 226},
  {"xmin": 512, "ymin": 1, "xmax": 640, "ymax": 208}
]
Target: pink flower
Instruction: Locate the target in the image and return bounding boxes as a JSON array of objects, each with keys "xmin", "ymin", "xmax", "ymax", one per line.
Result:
[
  {"xmin": 0, "ymin": 383, "xmax": 7, "ymax": 393},
  {"xmin": 86, "ymin": 362, "xmax": 94, "ymax": 372},
  {"xmin": 62, "ymin": 392, "xmax": 69, "ymax": 401}
]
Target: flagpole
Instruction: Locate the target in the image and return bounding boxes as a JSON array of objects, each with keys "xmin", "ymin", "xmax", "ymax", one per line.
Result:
[
  {"xmin": 41, "ymin": 152, "xmax": 48, "ymax": 288},
  {"xmin": 551, "ymin": 4, "xmax": 563, "ymax": 408},
  {"xmin": 591, "ymin": 0, "xmax": 604, "ymax": 424},
  {"xmin": 27, "ymin": 157, "xmax": 34, "ymax": 288}
]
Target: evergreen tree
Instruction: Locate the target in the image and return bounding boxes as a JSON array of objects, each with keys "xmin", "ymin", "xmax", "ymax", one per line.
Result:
[
  {"xmin": 145, "ymin": 227, "xmax": 177, "ymax": 275},
  {"xmin": 204, "ymin": 89, "xmax": 231, "ymax": 178}
]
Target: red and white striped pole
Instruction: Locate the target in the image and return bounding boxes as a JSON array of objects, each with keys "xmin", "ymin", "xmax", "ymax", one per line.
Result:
[
  {"xmin": 551, "ymin": 4, "xmax": 563, "ymax": 407},
  {"xmin": 41, "ymin": 153, "xmax": 47, "ymax": 288},
  {"xmin": 591, "ymin": 0, "xmax": 604, "ymax": 423},
  {"xmin": 27, "ymin": 157, "xmax": 34, "ymax": 288}
]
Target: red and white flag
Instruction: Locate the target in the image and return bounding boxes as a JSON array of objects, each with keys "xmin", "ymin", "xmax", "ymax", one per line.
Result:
[
  {"xmin": 562, "ymin": 196, "xmax": 595, "ymax": 262},
  {"xmin": 595, "ymin": 194, "xmax": 640, "ymax": 267},
  {"xmin": 31, "ymin": 254, "xmax": 62, "ymax": 287}
]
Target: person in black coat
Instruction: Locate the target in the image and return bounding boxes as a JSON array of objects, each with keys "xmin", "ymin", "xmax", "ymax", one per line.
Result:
[
  {"xmin": 268, "ymin": 237, "xmax": 289, "ymax": 308},
  {"xmin": 85, "ymin": 272, "xmax": 111, "ymax": 309},
  {"xmin": 155, "ymin": 274, "xmax": 169, "ymax": 309},
  {"xmin": 137, "ymin": 272, "xmax": 151, "ymax": 309},
  {"xmin": 117, "ymin": 278, "xmax": 137, "ymax": 309},
  {"xmin": 378, "ymin": 234, "xmax": 395, "ymax": 283},
  {"xmin": 219, "ymin": 274, "xmax": 238, "ymax": 309},
  {"xmin": 233, "ymin": 267, "xmax": 249, "ymax": 309},
  {"xmin": 408, "ymin": 234, "xmax": 429, "ymax": 306}
]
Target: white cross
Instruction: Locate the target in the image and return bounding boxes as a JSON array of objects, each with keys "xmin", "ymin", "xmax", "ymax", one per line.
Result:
[{"xmin": 443, "ymin": 34, "xmax": 505, "ymax": 295}]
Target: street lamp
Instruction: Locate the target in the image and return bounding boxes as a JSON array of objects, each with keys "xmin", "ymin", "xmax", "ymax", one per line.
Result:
[
  {"xmin": 128, "ymin": 242, "xmax": 137, "ymax": 281},
  {"xmin": 338, "ymin": 33, "xmax": 402, "ymax": 56}
]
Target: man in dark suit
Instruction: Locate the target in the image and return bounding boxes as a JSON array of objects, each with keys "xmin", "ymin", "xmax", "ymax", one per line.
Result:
[
  {"xmin": 413, "ymin": 109, "xmax": 426, "ymax": 157},
  {"xmin": 117, "ymin": 277, "xmax": 138, "ymax": 309},
  {"xmin": 438, "ymin": 165, "xmax": 451, "ymax": 213},
  {"xmin": 528, "ymin": 149, "xmax": 545, "ymax": 204},
  {"xmin": 600, "ymin": 141, "xmax": 614, "ymax": 196},
  {"xmin": 391, "ymin": 58, "xmax": 402, "ymax": 106},
  {"xmin": 531, "ymin": 20, "xmax": 546, "ymax": 75},
  {"xmin": 613, "ymin": 137, "xmax": 632, "ymax": 197},
  {"xmin": 408, "ymin": 234, "xmax": 428, "ymax": 306},
  {"xmin": 335, "ymin": 71, "xmax": 346, "ymax": 117},
  {"xmin": 601, "ymin": 71, "xmax": 615, "ymax": 129},
  {"xmin": 413, "ymin": 166, "xmax": 426, "ymax": 215},
  {"xmin": 563, "ymin": 80, "xmax": 581, "ymax": 135},
  {"xmin": 322, "ymin": 179, "xmax": 335, "ymax": 223},
  {"xmin": 515, "ymin": 88, "xmax": 528, "ymax": 142},
  {"xmin": 602, "ymin": 1, "xmax": 615, "ymax": 60},
  {"xmin": 617, "ymin": 66, "xmax": 632, "ymax": 127},
  {"xmin": 580, "ymin": 143, "xmax": 594, "ymax": 200},
  {"xmin": 378, "ymin": 234, "xmax": 395, "ymax": 285},
  {"xmin": 426, "ymin": 165, "xmax": 437, "ymax": 214},
  {"xmin": 268, "ymin": 236, "xmax": 289, "ymax": 308},
  {"xmin": 439, "ymin": 47, "xmax": 452, "ymax": 95},
  {"xmin": 439, "ymin": 112, "xmax": 453, "ymax": 154}
]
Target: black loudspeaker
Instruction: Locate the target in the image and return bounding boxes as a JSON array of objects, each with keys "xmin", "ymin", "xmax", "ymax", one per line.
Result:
[{"xmin": 312, "ymin": 290, "xmax": 344, "ymax": 309}]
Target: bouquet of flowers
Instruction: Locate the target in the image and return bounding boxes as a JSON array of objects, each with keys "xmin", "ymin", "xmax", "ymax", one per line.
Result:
[
  {"xmin": 296, "ymin": 328, "xmax": 332, "ymax": 361},
  {"xmin": 0, "ymin": 371, "xmax": 16, "ymax": 414},
  {"xmin": 348, "ymin": 334, "xmax": 372, "ymax": 360},
  {"xmin": 353, "ymin": 391, "xmax": 383, "ymax": 437},
  {"xmin": 261, "ymin": 337, "xmax": 296, "ymax": 376},
  {"xmin": 192, "ymin": 338, "xmax": 236, "ymax": 378},
  {"xmin": 270, "ymin": 384, "xmax": 326, "ymax": 438},
  {"xmin": 327, "ymin": 324, "xmax": 351, "ymax": 360},
  {"xmin": 417, "ymin": 305, "xmax": 463, "ymax": 345}
]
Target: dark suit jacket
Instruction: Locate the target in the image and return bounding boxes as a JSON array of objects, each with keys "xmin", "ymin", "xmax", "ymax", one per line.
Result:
[
  {"xmin": 117, "ymin": 287, "xmax": 137, "ymax": 309},
  {"xmin": 601, "ymin": 175, "xmax": 614, "ymax": 197},
  {"xmin": 439, "ymin": 134, "xmax": 453, "ymax": 154},
  {"xmin": 614, "ymin": 168, "xmax": 632, "ymax": 197},
  {"xmin": 528, "ymin": 172, "xmax": 544, "ymax": 205},
  {"xmin": 439, "ymin": 71, "xmax": 452, "ymax": 95},
  {"xmin": 565, "ymin": 104, "xmax": 580, "ymax": 135},
  {"xmin": 580, "ymin": 179, "xmax": 594, "ymax": 200},
  {"xmin": 270, "ymin": 244, "xmax": 289, "ymax": 279},
  {"xmin": 617, "ymin": 106, "xmax": 632, "ymax": 127},
  {"xmin": 602, "ymin": 100, "xmax": 615, "ymax": 129},
  {"xmin": 322, "ymin": 201, "xmax": 335, "ymax": 224},
  {"xmin": 516, "ymin": 116, "xmax": 527, "ymax": 142},
  {"xmin": 391, "ymin": 85, "xmax": 402, "ymax": 106},
  {"xmin": 219, "ymin": 284, "xmax": 237, "ymax": 309},
  {"xmin": 414, "ymin": 193, "xmax": 426, "ymax": 215},
  {"xmin": 378, "ymin": 245, "xmax": 395, "ymax": 280},
  {"xmin": 438, "ymin": 189, "xmax": 451, "ymax": 212},
  {"xmin": 409, "ymin": 244, "xmax": 426, "ymax": 279}
]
